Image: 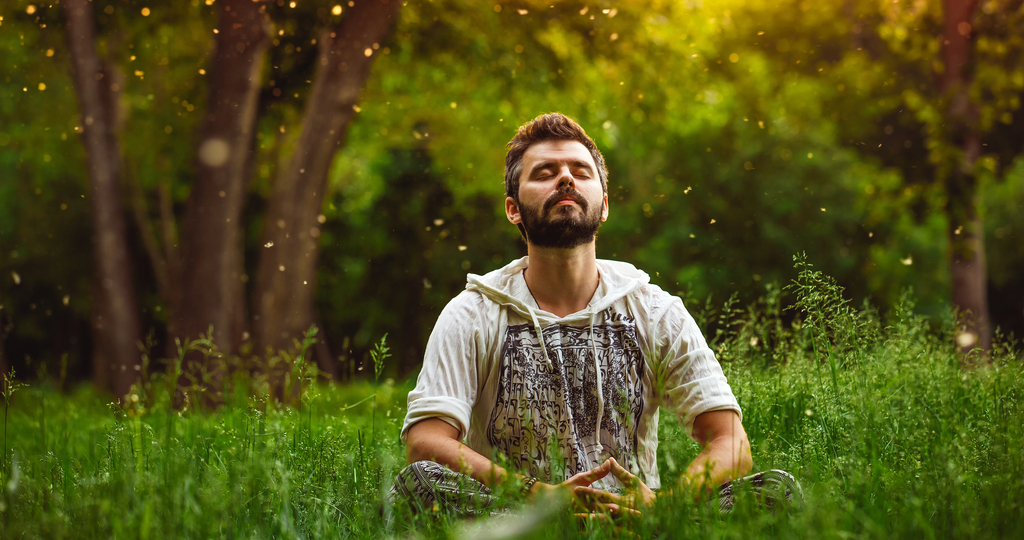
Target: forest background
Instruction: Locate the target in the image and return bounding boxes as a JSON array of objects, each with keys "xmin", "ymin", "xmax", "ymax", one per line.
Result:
[{"xmin": 1, "ymin": 0, "xmax": 1022, "ymax": 396}]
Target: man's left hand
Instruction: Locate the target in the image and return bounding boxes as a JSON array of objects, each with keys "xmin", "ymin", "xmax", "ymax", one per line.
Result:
[{"xmin": 573, "ymin": 457, "xmax": 656, "ymax": 519}]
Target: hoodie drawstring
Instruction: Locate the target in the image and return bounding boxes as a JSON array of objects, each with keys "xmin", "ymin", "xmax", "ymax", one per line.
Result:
[
  {"xmin": 590, "ymin": 308, "xmax": 605, "ymax": 456},
  {"xmin": 525, "ymin": 303, "xmax": 554, "ymax": 368}
]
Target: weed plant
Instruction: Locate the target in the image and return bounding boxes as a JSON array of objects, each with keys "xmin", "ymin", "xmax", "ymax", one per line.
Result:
[{"xmin": 1, "ymin": 261, "xmax": 1021, "ymax": 539}]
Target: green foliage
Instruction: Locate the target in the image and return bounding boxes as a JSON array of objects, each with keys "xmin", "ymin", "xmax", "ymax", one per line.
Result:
[
  {"xmin": 369, "ymin": 333, "xmax": 390, "ymax": 383},
  {"xmin": 1, "ymin": 0, "xmax": 1022, "ymax": 381},
  {"xmin": 2, "ymin": 368, "xmax": 28, "ymax": 482}
]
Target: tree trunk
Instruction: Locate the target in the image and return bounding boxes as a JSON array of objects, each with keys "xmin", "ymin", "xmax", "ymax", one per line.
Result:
[
  {"xmin": 64, "ymin": 0, "xmax": 142, "ymax": 397},
  {"xmin": 940, "ymin": 0, "xmax": 991, "ymax": 357},
  {"xmin": 254, "ymin": 0, "xmax": 401, "ymax": 359},
  {"xmin": 175, "ymin": 0, "xmax": 270, "ymax": 366}
]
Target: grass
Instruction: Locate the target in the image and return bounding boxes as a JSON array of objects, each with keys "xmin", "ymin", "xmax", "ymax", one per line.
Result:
[{"xmin": 1, "ymin": 260, "xmax": 1022, "ymax": 539}]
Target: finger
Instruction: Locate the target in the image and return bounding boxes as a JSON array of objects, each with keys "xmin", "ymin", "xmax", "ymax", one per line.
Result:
[
  {"xmin": 599, "ymin": 503, "xmax": 644, "ymax": 526},
  {"xmin": 575, "ymin": 486, "xmax": 620, "ymax": 505},
  {"xmin": 607, "ymin": 458, "xmax": 641, "ymax": 488},
  {"xmin": 571, "ymin": 460, "xmax": 613, "ymax": 485},
  {"xmin": 609, "ymin": 506, "xmax": 643, "ymax": 519},
  {"xmin": 607, "ymin": 457, "xmax": 634, "ymax": 479},
  {"xmin": 571, "ymin": 491, "xmax": 610, "ymax": 513}
]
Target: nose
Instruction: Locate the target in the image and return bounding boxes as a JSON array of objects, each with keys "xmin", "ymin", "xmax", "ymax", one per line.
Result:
[{"xmin": 556, "ymin": 166, "xmax": 575, "ymax": 189}]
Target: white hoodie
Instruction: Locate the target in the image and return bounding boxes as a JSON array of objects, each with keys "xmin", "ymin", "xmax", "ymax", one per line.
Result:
[{"xmin": 401, "ymin": 257, "xmax": 740, "ymax": 490}]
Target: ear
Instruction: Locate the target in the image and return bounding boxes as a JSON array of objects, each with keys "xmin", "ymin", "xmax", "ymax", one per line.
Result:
[
  {"xmin": 600, "ymin": 193, "xmax": 609, "ymax": 222},
  {"xmin": 505, "ymin": 196, "xmax": 522, "ymax": 224}
]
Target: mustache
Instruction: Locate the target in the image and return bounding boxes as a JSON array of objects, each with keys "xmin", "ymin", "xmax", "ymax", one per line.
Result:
[{"xmin": 542, "ymin": 188, "xmax": 588, "ymax": 213}]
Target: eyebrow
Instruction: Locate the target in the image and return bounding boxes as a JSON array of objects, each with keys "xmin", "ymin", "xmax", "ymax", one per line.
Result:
[{"xmin": 528, "ymin": 159, "xmax": 595, "ymax": 178}]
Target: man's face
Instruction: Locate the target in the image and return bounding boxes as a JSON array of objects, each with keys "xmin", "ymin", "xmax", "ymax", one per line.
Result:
[{"xmin": 506, "ymin": 140, "xmax": 608, "ymax": 249}]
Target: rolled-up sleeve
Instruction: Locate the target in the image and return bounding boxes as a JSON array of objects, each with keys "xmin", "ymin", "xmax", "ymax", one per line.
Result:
[
  {"xmin": 647, "ymin": 292, "xmax": 741, "ymax": 439},
  {"xmin": 401, "ymin": 292, "xmax": 484, "ymax": 442}
]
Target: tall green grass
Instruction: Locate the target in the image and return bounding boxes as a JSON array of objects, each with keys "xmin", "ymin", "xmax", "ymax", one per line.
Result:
[{"xmin": 1, "ymin": 260, "xmax": 1021, "ymax": 539}]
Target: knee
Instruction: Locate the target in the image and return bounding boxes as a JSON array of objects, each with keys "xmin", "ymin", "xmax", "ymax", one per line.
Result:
[{"xmin": 394, "ymin": 460, "xmax": 443, "ymax": 484}]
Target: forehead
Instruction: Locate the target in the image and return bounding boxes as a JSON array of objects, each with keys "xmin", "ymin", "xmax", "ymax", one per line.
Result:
[{"xmin": 520, "ymin": 140, "xmax": 596, "ymax": 171}]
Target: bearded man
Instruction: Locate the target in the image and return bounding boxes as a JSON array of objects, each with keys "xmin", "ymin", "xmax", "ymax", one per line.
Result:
[{"xmin": 389, "ymin": 113, "xmax": 799, "ymax": 521}]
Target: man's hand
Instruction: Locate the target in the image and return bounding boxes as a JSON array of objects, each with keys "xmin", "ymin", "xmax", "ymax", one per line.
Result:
[
  {"xmin": 408, "ymin": 419, "xmax": 629, "ymax": 517},
  {"xmin": 681, "ymin": 409, "xmax": 752, "ymax": 498},
  {"xmin": 572, "ymin": 457, "xmax": 655, "ymax": 519},
  {"xmin": 527, "ymin": 459, "xmax": 642, "ymax": 521},
  {"xmin": 529, "ymin": 458, "xmax": 611, "ymax": 498}
]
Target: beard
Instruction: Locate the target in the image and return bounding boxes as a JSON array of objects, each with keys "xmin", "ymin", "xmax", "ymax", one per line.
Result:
[{"xmin": 518, "ymin": 188, "xmax": 602, "ymax": 249}]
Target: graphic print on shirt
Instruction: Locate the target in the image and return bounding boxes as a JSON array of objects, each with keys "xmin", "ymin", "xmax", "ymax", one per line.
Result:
[{"xmin": 486, "ymin": 312, "xmax": 646, "ymax": 482}]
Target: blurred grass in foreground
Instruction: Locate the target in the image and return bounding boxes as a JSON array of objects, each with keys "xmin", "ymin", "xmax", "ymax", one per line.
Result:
[{"xmin": 1, "ymin": 260, "xmax": 1021, "ymax": 539}]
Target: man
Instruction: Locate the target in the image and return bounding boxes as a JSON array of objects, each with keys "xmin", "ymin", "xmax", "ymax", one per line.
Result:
[{"xmin": 391, "ymin": 113, "xmax": 797, "ymax": 520}]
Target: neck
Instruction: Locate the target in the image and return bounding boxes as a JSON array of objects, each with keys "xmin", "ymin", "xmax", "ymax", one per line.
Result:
[{"xmin": 523, "ymin": 242, "xmax": 600, "ymax": 317}]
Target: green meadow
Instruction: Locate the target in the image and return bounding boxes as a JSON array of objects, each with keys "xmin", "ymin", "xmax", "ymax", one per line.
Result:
[{"xmin": 2, "ymin": 263, "xmax": 1022, "ymax": 539}]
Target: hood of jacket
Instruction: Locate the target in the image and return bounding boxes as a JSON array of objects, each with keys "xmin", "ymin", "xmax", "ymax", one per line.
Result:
[{"xmin": 465, "ymin": 256, "xmax": 650, "ymax": 323}]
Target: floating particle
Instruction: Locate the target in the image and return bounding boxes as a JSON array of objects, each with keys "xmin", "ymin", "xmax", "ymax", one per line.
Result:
[
  {"xmin": 198, "ymin": 138, "xmax": 230, "ymax": 167},
  {"xmin": 956, "ymin": 332, "xmax": 977, "ymax": 348}
]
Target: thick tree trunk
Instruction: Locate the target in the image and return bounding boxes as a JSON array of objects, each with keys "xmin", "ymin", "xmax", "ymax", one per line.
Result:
[
  {"xmin": 64, "ymin": 0, "xmax": 142, "ymax": 397},
  {"xmin": 254, "ymin": 0, "xmax": 401, "ymax": 359},
  {"xmin": 940, "ymin": 0, "xmax": 991, "ymax": 356},
  {"xmin": 176, "ymin": 0, "xmax": 270, "ymax": 360}
]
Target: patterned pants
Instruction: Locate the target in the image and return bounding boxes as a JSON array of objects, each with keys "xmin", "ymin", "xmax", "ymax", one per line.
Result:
[{"xmin": 388, "ymin": 460, "xmax": 803, "ymax": 518}]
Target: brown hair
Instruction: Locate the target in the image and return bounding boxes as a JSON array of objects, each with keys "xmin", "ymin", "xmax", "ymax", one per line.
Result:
[{"xmin": 504, "ymin": 113, "xmax": 608, "ymax": 203}]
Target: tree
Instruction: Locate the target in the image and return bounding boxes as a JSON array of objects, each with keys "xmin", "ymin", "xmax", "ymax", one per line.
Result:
[
  {"xmin": 939, "ymin": 0, "xmax": 989, "ymax": 353},
  {"xmin": 63, "ymin": 0, "xmax": 143, "ymax": 397},
  {"xmin": 57, "ymin": 0, "xmax": 403, "ymax": 394},
  {"xmin": 870, "ymin": 0, "xmax": 1024, "ymax": 355},
  {"xmin": 174, "ymin": 0, "xmax": 270, "ymax": 364},
  {"xmin": 253, "ymin": 0, "xmax": 402, "ymax": 359}
]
